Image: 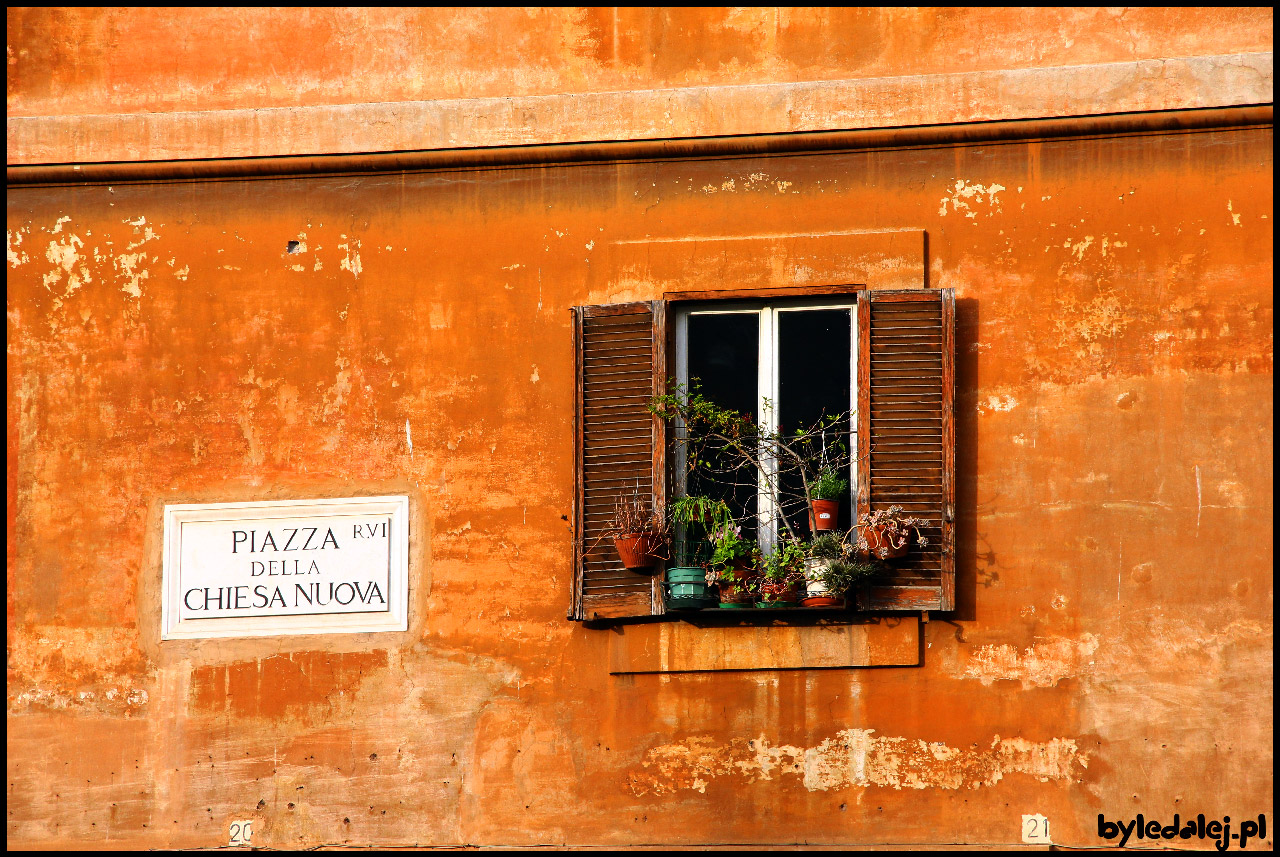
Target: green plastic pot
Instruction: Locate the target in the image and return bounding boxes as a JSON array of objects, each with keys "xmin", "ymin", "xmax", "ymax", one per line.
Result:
[{"xmin": 665, "ymin": 567, "xmax": 709, "ymax": 599}]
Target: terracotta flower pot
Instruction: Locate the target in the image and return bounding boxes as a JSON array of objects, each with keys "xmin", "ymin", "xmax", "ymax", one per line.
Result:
[
  {"xmin": 800, "ymin": 595, "xmax": 844, "ymax": 608},
  {"xmin": 809, "ymin": 499, "xmax": 839, "ymax": 532},
  {"xmin": 715, "ymin": 558, "xmax": 756, "ymax": 608},
  {"xmin": 859, "ymin": 524, "xmax": 910, "ymax": 559},
  {"xmin": 756, "ymin": 579, "xmax": 802, "ymax": 606},
  {"xmin": 717, "ymin": 576, "xmax": 756, "ymax": 607},
  {"xmin": 613, "ymin": 533, "xmax": 658, "ymax": 571}
]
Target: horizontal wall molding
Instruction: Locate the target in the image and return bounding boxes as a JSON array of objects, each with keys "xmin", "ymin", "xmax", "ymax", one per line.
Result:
[
  {"xmin": 607, "ymin": 617, "xmax": 920, "ymax": 673},
  {"xmin": 7, "ymin": 105, "xmax": 1272, "ymax": 187},
  {"xmin": 7, "ymin": 51, "xmax": 1271, "ymax": 171}
]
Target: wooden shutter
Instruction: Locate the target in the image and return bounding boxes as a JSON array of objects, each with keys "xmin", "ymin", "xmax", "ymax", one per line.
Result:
[
  {"xmin": 856, "ymin": 289, "xmax": 955, "ymax": 611},
  {"xmin": 571, "ymin": 302, "xmax": 667, "ymax": 621}
]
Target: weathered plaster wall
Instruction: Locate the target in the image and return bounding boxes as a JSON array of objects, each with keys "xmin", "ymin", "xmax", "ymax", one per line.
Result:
[
  {"xmin": 6, "ymin": 7, "xmax": 1274, "ymax": 162},
  {"xmin": 7, "ymin": 7, "xmax": 1273, "ymax": 114},
  {"xmin": 8, "ymin": 125, "xmax": 1272, "ymax": 848},
  {"xmin": 6, "ymin": 6, "xmax": 1274, "ymax": 850}
]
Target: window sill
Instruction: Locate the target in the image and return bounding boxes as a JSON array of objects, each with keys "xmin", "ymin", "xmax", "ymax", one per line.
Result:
[{"xmin": 606, "ymin": 615, "xmax": 919, "ymax": 674}]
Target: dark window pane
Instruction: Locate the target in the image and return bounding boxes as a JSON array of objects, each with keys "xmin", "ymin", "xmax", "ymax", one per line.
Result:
[
  {"xmin": 777, "ymin": 309, "xmax": 852, "ymax": 538},
  {"xmin": 685, "ymin": 312, "xmax": 759, "ymax": 543},
  {"xmin": 687, "ymin": 313, "xmax": 758, "ymax": 419}
]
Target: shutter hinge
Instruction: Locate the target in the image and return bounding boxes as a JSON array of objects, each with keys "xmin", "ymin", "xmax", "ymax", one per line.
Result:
[{"xmin": 921, "ymin": 610, "xmax": 930, "ymax": 624}]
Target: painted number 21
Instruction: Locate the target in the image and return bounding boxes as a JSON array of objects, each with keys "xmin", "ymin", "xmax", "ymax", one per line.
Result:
[{"xmin": 1022, "ymin": 813, "xmax": 1051, "ymax": 844}]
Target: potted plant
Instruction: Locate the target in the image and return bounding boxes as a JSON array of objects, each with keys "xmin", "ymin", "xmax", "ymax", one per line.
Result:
[
  {"xmin": 660, "ymin": 495, "xmax": 725, "ymax": 610},
  {"xmin": 705, "ymin": 522, "xmax": 759, "ymax": 609},
  {"xmin": 803, "ymin": 531, "xmax": 880, "ymax": 607},
  {"xmin": 604, "ymin": 486, "xmax": 669, "ymax": 573},
  {"xmin": 816, "ymin": 555, "xmax": 882, "ymax": 609},
  {"xmin": 756, "ymin": 538, "xmax": 806, "ymax": 607},
  {"xmin": 808, "ymin": 466, "xmax": 848, "ymax": 533},
  {"xmin": 857, "ymin": 505, "xmax": 929, "ymax": 560},
  {"xmin": 802, "ymin": 532, "xmax": 845, "ymax": 606}
]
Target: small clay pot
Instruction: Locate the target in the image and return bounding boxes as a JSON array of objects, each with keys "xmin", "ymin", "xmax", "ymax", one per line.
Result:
[
  {"xmin": 756, "ymin": 579, "xmax": 802, "ymax": 606},
  {"xmin": 613, "ymin": 533, "xmax": 658, "ymax": 571},
  {"xmin": 809, "ymin": 499, "xmax": 839, "ymax": 532},
  {"xmin": 859, "ymin": 524, "xmax": 910, "ymax": 559},
  {"xmin": 717, "ymin": 577, "xmax": 756, "ymax": 607}
]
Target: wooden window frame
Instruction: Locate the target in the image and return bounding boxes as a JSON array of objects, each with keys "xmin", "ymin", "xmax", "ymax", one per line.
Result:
[{"xmin": 572, "ymin": 284, "xmax": 954, "ymax": 621}]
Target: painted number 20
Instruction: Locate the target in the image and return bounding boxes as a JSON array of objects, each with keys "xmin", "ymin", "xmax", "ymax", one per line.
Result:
[{"xmin": 229, "ymin": 820, "xmax": 253, "ymax": 846}]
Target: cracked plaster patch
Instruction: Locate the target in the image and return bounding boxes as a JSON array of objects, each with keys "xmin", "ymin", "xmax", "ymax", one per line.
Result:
[
  {"xmin": 629, "ymin": 730, "xmax": 1088, "ymax": 795},
  {"xmin": 958, "ymin": 634, "xmax": 1100, "ymax": 689}
]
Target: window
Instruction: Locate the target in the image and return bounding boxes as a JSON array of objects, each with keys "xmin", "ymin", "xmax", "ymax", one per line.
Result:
[
  {"xmin": 571, "ymin": 287, "xmax": 954, "ymax": 621},
  {"xmin": 676, "ymin": 298, "xmax": 857, "ymax": 552}
]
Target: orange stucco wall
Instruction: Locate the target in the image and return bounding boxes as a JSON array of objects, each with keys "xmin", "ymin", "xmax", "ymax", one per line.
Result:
[
  {"xmin": 7, "ymin": 7, "xmax": 1273, "ymax": 115},
  {"xmin": 6, "ymin": 7, "xmax": 1274, "ymax": 850}
]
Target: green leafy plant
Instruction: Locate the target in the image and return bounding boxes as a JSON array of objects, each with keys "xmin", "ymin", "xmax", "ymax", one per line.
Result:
[
  {"xmin": 818, "ymin": 557, "xmax": 881, "ymax": 595},
  {"xmin": 706, "ymin": 522, "xmax": 753, "ymax": 568},
  {"xmin": 807, "ymin": 532, "xmax": 846, "ymax": 560},
  {"xmin": 810, "ymin": 466, "xmax": 849, "ymax": 501},
  {"xmin": 667, "ymin": 495, "xmax": 733, "ymax": 533},
  {"xmin": 704, "ymin": 521, "xmax": 761, "ymax": 588},
  {"xmin": 663, "ymin": 495, "xmax": 732, "ymax": 568},
  {"xmin": 754, "ymin": 537, "xmax": 807, "ymax": 601}
]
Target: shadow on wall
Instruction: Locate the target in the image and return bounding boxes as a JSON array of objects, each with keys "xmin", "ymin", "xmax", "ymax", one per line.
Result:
[{"xmin": 953, "ymin": 295, "xmax": 984, "ymax": 625}]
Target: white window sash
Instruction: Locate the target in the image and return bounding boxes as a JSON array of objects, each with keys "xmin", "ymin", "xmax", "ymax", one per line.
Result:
[{"xmin": 676, "ymin": 300, "xmax": 857, "ymax": 554}]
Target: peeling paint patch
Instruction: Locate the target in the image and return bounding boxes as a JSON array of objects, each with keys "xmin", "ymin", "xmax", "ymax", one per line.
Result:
[
  {"xmin": 977, "ymin": 394, "xmax": 1018, "ymax": 413},
  {"xmin": 1228, "ymin": 200, "xmax": 1241, "ymax": 226},
  {"xmin": 1065, "ymin": 235, "xmax": 1094, "ymax": 261},
  {"xmin": 116, "ymin": 252, "xmax": 151, "ymax": 297},
  {"xmin": 938, "ymin": 179, "xmax": 1006, "ymax": 220},
  {"xmin": 958, "ymin": 634, "xmax": 1100, "ymax": 688},
  {"xmin": 338, "ymin": 235, "xmax": 363, "ymax": 278},
  {"xmin": 320, "ymin": 355, "xmax": 353, "ymax": 419},
  {"xmin": 1053, "ymin": 290, "xmax": 1130, "ymax": 349},
  {"xmin": 7, "ymin": 626, "xmax": 150, "ymax": 716},
  {"xmin": 41, "ymin": 229, "xmax": 93, "ymax": 313},
  {"xmin": 7, "ymin": 227, "xmax": 31, "ymax": 267},
  {"xmin": 629, "ymin": 731, "xmax": 1088, "ymax": 795}
]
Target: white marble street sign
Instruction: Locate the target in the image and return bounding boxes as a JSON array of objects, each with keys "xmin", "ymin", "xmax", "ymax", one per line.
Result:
[{"xmin": 162, "ymin": 496, "xmax": 409, "ymax": 639}]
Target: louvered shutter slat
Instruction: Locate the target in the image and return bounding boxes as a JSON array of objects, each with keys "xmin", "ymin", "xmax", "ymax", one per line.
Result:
[
  {"xmin": 857, "ymin": 289, "xmax": 955, "ymax": 612},
  {"xmin": 571, "ymin": 302, "xmax": 666, "ymax": 621}
]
